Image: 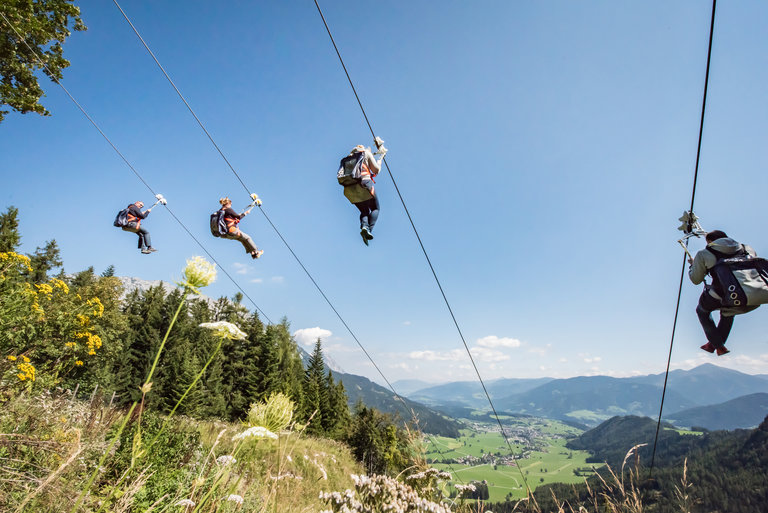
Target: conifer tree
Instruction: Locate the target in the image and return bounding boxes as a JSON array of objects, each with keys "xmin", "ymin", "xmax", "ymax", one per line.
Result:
[
  {"xmin": 112, "ymin": 286, "xmax": 165, "ymax": 405},
  {"xmin": 0, "ymin": 206, "xmax": 21, "ymax": 252},
  {"xmin": 27, "ymin": 239, "xmax": 63, "ymax": 282},
  {"xmin": 302, "ymin": 338, "xmax": 329, "ymax": 434}
]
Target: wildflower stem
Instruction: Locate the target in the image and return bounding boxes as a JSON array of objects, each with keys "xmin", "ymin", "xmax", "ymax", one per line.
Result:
[
  {"xmin": 144, "ymin": 290, "xmax": 189, "ymax": 387},
  {"xmin": 147, "ymin": 338, "xmax": 223, "ymax": 450},
  {"xmin": 69, "ymin": 402, "xmax": 138, "ymax": 513}
]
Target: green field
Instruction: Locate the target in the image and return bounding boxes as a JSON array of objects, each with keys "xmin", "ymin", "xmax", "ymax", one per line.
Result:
[{"xmin": 425, "ymin": 418, "xmax": 601, "ymax": 502}]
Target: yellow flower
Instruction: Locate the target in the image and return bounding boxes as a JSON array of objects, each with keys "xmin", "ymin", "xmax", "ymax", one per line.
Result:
[
  {"xmin": 16, "ymin": 362, "xmax": 35, "ymax": 382},
  {"xmin": 6, "ymin": 355, "xmax": 17, "ymax": 361},
  {"xmin": 50, "ymin": 278, "xmax": 69, "ymax": 294},
  {"xmin": 0, "ymin": 252, "xmax": 33, "ymax": 272},
  {"xmin": 75, "ymin": 360, "xmax": 83, "ymax": 366},
  {"xmin": 35, "ymin": 283, "xmax": 53, "ymax": 298},
  {"xmin": 76, "ymin": 314, "xmax": 89, "ymax": 327},
  {"xmin": 65, "ymin": 342, "xmax": 77, "ymax": 349},
  {"xmin": 21, "ymin": 355, "xmax": 30, "ymax": 363},
  {"xmin": 86, "ymin": 298, "xmax": 104, "ymax": 317}
]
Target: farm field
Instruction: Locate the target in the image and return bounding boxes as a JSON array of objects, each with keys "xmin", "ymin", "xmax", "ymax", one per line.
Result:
[{"xmin": 426, "ymin": 417, "xmax": 601, "ymax": 502}]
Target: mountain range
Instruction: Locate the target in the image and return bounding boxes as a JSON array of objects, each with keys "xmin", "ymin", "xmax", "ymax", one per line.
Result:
[{"xmin": 398, "ymin": 364, "xmax": 768, "ymax": 429}]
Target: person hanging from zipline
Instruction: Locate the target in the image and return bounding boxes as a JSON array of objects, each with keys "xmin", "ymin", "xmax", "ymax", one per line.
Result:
[
  {"xmin": 337, "ymin": 137, "xmax": 388, "ymax": 245},
  {"xmin": 211, "ymin": 196, "xmax": 263, "ymax": 259},
  {"xmin": 687, "ymin": 229, "xmax": 768, "ymax": 355},
  {"xmin": 113, "ymin": 195, "xmax": 166, "ymax": 254}
]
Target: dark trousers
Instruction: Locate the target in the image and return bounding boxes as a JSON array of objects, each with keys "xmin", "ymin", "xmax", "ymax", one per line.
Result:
[
  {"xmin": 696, "ymin": 289, "xmax": 734, "ymax": 348},
  {"xmin": 355, "ymin": 179, "xmax": 380, "ymax": 231},
  {"xmin": 137, "ymin": 227, "xmax": 151, "ymax": 249}
]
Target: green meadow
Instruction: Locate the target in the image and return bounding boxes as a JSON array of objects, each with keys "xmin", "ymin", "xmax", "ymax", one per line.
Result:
[{"xmin": 426, "ymin": 417, "xmax": 601, "ymax": 502}]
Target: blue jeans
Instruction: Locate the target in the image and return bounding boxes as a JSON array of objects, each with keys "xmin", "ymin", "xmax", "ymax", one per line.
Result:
[
  {"xmin": 354, "ymin": 179, "xmax": 379, "ymax": 231},
  {"xmin": 696, "ymin": 289, "xmax": 734, "ymax": 348},
  {"xmin": 125, "ymin": 223, "xmax": 151, "ymax": 249}
]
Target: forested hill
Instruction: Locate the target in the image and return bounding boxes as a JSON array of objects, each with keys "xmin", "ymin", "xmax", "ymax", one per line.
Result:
[
  {"xmin": 526, "ymin": 415, "xmax": 768, "ymax": 513},
  {"xmin": 334, "ymin": 372, "xmax": 461, "ymax": 437},
  {"xmin": 666, "ymin": 392, "xmax": 768, "ymax": 430}
]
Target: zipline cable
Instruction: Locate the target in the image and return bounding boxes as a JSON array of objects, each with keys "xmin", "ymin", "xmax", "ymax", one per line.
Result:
[
  {"xmin": 312, "ymin": 0, "xmax": 533, "ymax": 497},
  {"xmin": 111, "ymin": 1, "xmax": 466, "ymax": 482},
  {"xmin": 0, "ymin": 10, "xmax": 273, "ymax": 326},
  {"xmin": 649, "ymin": 0, "xmax": 717, "ymax": 478}
]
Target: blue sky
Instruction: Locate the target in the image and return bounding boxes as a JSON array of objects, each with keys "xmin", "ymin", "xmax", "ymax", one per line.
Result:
[{"xmin": 2, "ymin": 1, "xmax": 768, "ymax": 385}]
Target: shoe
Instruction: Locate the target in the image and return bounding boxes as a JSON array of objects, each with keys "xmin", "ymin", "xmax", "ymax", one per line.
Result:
[
  {"xmin": 141, "ymin": 248, "xmax": 151, "ymax": 254},
  {"xmin": 251, "ymin": 250, "xmax": 264, "ymax": 259},
  {"xmin": 700, "ymin": 342, "xmax": 715, "ymax": 353},
  {"xmin": 716, "ymin": 346, "xmax": 730, "ymax": 356},
  {"xmin": 146, "ymin": 247, "xmax": 157, "ymax": 253},
  {"xmin": 360, "ymin": 228, "xmax": 369, "ymax": 246}
]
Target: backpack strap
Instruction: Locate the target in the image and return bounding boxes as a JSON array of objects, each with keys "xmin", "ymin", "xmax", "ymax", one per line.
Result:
[{"xmin": 706, "ymin": 244, "xmax": 747, "ymax": 261}]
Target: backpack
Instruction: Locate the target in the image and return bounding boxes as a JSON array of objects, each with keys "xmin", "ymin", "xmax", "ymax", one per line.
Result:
[
  {"xmin": 707, "ymin": 246, "xmax": 768, "ymax": 308},
  {"xmin": 337, "ymin": 152, "xmax": 366, "ymax": 186},
  {"xmin": 113, "ymin": 208, "xmax": 130, "ymax": 228},
  {"xmin": 210, "ymin": 209, "xmax": 228, "ymax": 238}
]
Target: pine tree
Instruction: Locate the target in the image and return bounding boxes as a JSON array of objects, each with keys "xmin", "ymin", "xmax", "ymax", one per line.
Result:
[
  {"xmin": 303, "ymin": 339, "xmax": 329, "ymax": 435},
  {"xmin": 0, "ymin": 206, "xmax": 21, "ymax": 252},
  {"xmin": 27, "ymin": 239, "xmax": 63, "ymax": 282}
]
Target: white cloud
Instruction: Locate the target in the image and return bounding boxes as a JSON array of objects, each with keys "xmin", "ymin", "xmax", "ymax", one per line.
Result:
[
  {"xmin": 471, "ymin": 346, "xmax": 510, "ymax": 362},
  {"xmin": 408, "ymin": 349, "xmax": 464, "ymax": 361},
  {"xmin": 558, "ymin": 358, "xmax": 568, "ymax": 363},
  {"xmin": 293, "ymin": 327, "xmax": 332, "ymax": 346},
  {"xmin": 476, "ymin": 335, "xmax": 522, "ymax": 349},
  {"xmin": 583, "ymin": 356, "xmax": 602, "ymax": 363},
  {"xmin": 250, "ymin": 278, "xmax": 263, "ymax": 284},
  {"xmin": 233, "ymin": 262, "xmax": 249, "ymax": 275},
  {"xmin": 271, "ymin": 276, "xmax": 284, "ymax": 284},
  {"xmin": 402, "ymin": 321, "xmax": 411, "ymax": 326},
  {"xmin": 390, "ymin": 362, "xmax": 418, "ymax": 371}
]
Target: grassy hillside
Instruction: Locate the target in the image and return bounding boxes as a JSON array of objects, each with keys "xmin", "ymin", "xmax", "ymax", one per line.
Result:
[{"xmin": 0, "ymin": 392, "xmax": 362, "ymax": 513}]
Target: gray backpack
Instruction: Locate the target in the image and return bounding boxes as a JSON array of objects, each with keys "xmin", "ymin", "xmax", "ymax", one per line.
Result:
[
  {"xmin": 337, "ymin": 152, "xmax": 365, "ymax": 186},
  {"xmin": 708, "ymin": 247, "xmax": 768, "ymax": 308}
]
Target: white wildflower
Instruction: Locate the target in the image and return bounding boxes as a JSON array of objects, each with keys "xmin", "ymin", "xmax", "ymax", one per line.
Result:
[
  {"xmin": 224, "ymin": 494, "xmax": 244, "ymax": 505},
  {"xmin": 199, "ymin": 321, "xmax": 247, "ymax": 340},
  {"xmin": 175, "ymin": 498, "xmax": 195, "ymax": 507},
  {"xmin": 286, "ymin": 454, "xmax": 293, "ymax": 462},
  {"xmin": 232, "ymin": 426, "xmax": 278, "ymax": 441},
  {"xmin": 216, "ymin": 455, "xmax": 237, "ymax": 466},
  {"xmin": 455, "ymin": 483, "xmax": 476, "ymax": 493},
  {"xmin": 180, "ymin": 256, "xmax": 217, "ymax": 291}
]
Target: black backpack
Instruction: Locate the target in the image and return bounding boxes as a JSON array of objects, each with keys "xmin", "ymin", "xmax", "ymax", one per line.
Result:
[
  {"xmin": 337, "ymin": 152, "xmax": 366, "ymax": 186},
  {"xmin": 113, "ymin": 208, "xmax": 130, "ymax": 228},
  {"xmin": 707, "ymin": 246, "xmax": 768, "ymax": 308},
  {"xmin": 210, "ymin": 209, "xmax": 228, "ymax": 237}
]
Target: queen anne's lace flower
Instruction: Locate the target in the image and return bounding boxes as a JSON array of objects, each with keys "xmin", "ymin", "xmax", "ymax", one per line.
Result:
[
  {"xmin": 180, "ymin": 256, "xmax": 217, "ymax": 291},
  {"xmin": 199, "ymin": 321, "xmax": 247, "ymax": 340},
  {"xmin": 232, "ymin": 426, "xmax": 278, "ymax": 441},
  {"xmin": 224, "ymin": 494, "xmax": 244, "ymax": 505},
  {"xmin": 216, "ymin": 455, "xmax": 237, "ymax": 466},
  {"xmin": 175, "ymin": 498, "xmax": 195, "ymax": 507}
]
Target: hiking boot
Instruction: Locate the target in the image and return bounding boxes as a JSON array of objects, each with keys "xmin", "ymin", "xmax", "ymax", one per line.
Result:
[
  {"xmin": 360, "ymin": 228, "xmax": 369, "ymax": 246},
  {"xmin": 716, "ymin": 346, "xmax": 730, "ymax": 356},
  {"xmin": 146, "ymin": 247, "xmax": 157, "ymax": 253},
  {"xmin": 251, "ymin": 250, "xmax": 264, "ymax": 259},
  {"xmin": 141, "ymin": 248, "xmax": 151, "ymax": 254},
  {"xmin": 700, "ymin": 342, "xmax": 716, "ymax": 353}
]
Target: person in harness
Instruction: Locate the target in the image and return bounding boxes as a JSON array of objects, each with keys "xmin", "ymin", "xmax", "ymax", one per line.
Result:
[
  {"xmin": 688, "ymin": 230, "xmax": 763, "ymax": 355},
  {"xmin": 124, "ymin": 201, "xmax": 156, "ymax": 254},
  {"xmin": 338, "ymin": 139, "xmax": 387, "ymax": 245},
  {"xmin": 217, "ymin": 197, "xmax": 263, "ymax": 259}
]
